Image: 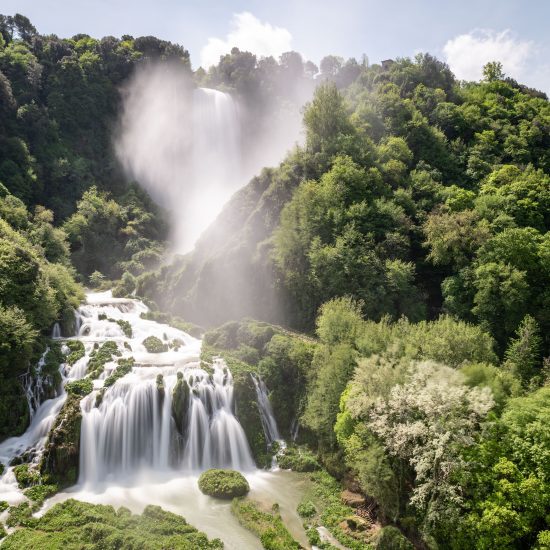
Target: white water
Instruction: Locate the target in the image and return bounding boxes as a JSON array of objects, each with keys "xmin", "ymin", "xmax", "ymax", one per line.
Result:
[
  {"xmin": 117, "ymin": 73, "xmax": 243, "ymax": 253},
  {"xmin": 0, "ymin": 291, "xmax": 310, "ymax": 547},
  {"xmin": 0, "ymin": 349, "xmax": 87, "ymax": 504},
  {"xmin": 76, "ymin": 292, "xmax": 254, "ymax": 484},
  {"xmin": 252, "ymin": 374, "xmax": 280, "ymax": 444}
]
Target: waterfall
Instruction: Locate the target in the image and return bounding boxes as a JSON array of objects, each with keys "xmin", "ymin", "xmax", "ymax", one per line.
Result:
[
  {"xmin": 52, "ymin": 323, "xmax": 61, "ymax": 339},
  {"xmin": 252, "ymin": 374, "xmax": 280, "ymax": 444},
  {"xmin": 116, "ymin": 72, "xmax": 244, "ymax": 253},
  {"xmin": 76, "ymin": 291, "xmax": 255, "ymax": 486}
]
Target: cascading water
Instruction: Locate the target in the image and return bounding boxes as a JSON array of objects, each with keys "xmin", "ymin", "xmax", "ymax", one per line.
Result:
[
  {"xmin": 117, "ymin": 74, "xmax": 243, "ymax": 253},
  {"xmin": 0, "ymin": 291, "xmax": 310, "ymax": 549},
  {"xmin": 252, "ymin": 374, "xmax": 280, "ymax": 444},
  {"xmin": 76, "ymin": 291, "xmax": 254, "ymax": 487}
]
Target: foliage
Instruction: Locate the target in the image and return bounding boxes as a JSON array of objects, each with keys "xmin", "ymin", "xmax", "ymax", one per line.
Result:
[
  {"xmin": 277, "ymin": 446, "xmax": 320, "ymax": 472},
  {"xmin": 142, "ymin": 335, "xmax": 168, "ymax": 353},
  {"xmin": 87, "ymin": 340, "xmax": 120, "ymax": 378},
  {"xmin": 231, "ymin": 498, "xmax": 301, "ymax": 550},
  {"xmin": 197, "ymin": 469, "xmax": 250, "ymax": 499},
  {"xmin": 65, "ymin": 339, "xmax": 85, "ymax": 366},
  {"xmin": 2, "ymin": 498, "xmax": 223, "ymax": 549},
  {"xmin": 103, "ymin": 357, "xmax": 135, "ymax": 387},
  {"xmin": 65, "ymin": 378, "xmax": 93, "ymax": 396}
]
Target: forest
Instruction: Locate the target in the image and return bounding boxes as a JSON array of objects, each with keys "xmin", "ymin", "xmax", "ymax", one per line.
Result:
[{"xmin": 0, "ymin": 11, "xmax": 549, "ymax": 550}]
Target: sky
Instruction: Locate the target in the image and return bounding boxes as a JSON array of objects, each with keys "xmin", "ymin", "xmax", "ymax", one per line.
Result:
[{"xmin": 4, "ymin": 0, "xmax": 550, "ymax": 93}]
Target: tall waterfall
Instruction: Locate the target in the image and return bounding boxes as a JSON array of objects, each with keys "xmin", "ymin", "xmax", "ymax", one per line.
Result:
[
  {"xmin": 116, "ymin": 67, "xmax": 243, "ymax": 253},
  {"xmin": 76, "ymin": 292, "xmax": 255, "ymax": 487}
]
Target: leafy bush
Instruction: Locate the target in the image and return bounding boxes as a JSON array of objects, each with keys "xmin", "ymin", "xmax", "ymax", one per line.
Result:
[
  {"xmin": 297, "ymin": 500, "xmax": 316, "ymax": 518},
  {"xmin": 198, "ymin": 469, "xmax": 250, "ymax": 499}
]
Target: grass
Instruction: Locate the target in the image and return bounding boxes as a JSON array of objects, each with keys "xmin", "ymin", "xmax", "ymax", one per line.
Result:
[
  {"xmin": 3, "ymin": 499, "xmax": 223, "ymax": 549},
  {"xmin": 231, "ymin": 498, "xmax": 301, "ymax": 550}
]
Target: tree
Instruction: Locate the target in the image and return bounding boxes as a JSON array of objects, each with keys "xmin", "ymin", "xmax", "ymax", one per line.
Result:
[
  {"xmin": 483, "ymin": 61, "xmax": 505, "ymax": 82},
  {"xmin": 503, "ymin": 315, "xmax": 543, "ymax": 387}
]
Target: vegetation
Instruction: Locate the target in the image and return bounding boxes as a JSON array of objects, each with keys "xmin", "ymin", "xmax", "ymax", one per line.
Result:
[
  {"xmin": 142, "ymin": 335, "xmax": 168, "ymax": 353},
  {"xmin": 0, "ymin": 13, "xmax": 548, "ymax": 549},
  {"xmin": 2, "ymin": 498, "xmax": 223, "ymax": 549},
  {"xmin": 103, "ymin": 357, "xmax": 134, "ymax": 386},
  {"xmin": 231, "ymin": 498, "xmax": 301, "ymax": 550},
  {"xmin": 197, "ymin": 469, "xmax": 250, "ymax": 499}
]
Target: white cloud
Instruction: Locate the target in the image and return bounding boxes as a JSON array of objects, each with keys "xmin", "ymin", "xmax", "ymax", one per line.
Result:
[
  {"xmin": 443, "ymin": 29, "xmax": 533, "ymax": 82},
  {"xmin": 200, "ymin": 12, "xmax": 292, "ymax": 68}
]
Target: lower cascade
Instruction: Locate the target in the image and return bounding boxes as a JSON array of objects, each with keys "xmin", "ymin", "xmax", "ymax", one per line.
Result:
[{"xmin": 75, "ymin": 292, "xmax": 255, "ymax": 486}]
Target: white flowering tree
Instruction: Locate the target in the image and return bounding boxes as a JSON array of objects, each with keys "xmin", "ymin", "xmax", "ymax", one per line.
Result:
[{"xmin": 367, "ymin": 361, "xmax": 494, "ymax": 530}]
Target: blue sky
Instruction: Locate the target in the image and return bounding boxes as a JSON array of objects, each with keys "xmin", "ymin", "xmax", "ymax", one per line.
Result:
[{"xmin": 4, "ymin": 0, "xmax": 550, "ymax": 92}]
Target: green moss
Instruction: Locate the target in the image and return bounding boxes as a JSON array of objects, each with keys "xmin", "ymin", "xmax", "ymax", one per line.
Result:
[
  {"xmin": 172, "ymin": 372, "xmax": 189, "ymax": 435},
  {"xmin": 23, "ymin": 483, "xmax": 59, "ymax": 505},
  {"xmin": 198, "ymin": 469, "xmax": 250, "ymax": 499},
  {"xmin": 140, "ymin": 310, "xmax": 204, "ymax": 338},
  {"xmin": 13, "ymin": 464, "xmax": 40, "ymax": 488},
  {"xmin": 6, "ymin": 502, "xmax": 35, "ymax": 528},
  {"xmin": 104, "ymin": 357, "xmax": 135, "ymax": 387},
  {"xmin": 231, "ymin": 498, "xmax": 301, "ymax": 550},
  {"xmin": 0, "ymin": 500, "xmax": 8, "ymax": 512},
  {"xmin": 64, "ymin": 340, "xmax": 85, "ymax": 366},
  {"xmin": 40, "ymin": 395, "xmax": 81, "ymax": 488},
  {"xmin": 87, "ymin": 340, "xmax": 120, "ymax": 379},
  {"xmin": 115, "ymin": 319, "xmax": 132, "ymax": 338},
  {"xmin": 2, "ymin": 498, "xmax": 223, "ymax": 549},
  {"xmin": 142, "ymin": 335, "xmax": 168, "ymax": 353},
  {"xmin": 65, "ymin": 378, "xmax": 93, "ymax": 396},
  {"xmin": 278, "ymin": 446, "xmax": 320, "ymax": 472}
]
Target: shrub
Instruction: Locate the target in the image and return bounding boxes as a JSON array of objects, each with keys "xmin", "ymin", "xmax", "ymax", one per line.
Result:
[
  {"xmin": 278, "ymin": 446, "xmax": 320, "ymax": 472},
  {"xmin": 297, "ymin": 500, "xmax": 317, "ymax": 518},
  {"xmin": 198, "ymin": 469, "xmax": 250, "ymax": 499},
  {"xmin": 371, "ymin": 526, "xmax": 414, "ymax": 549}
]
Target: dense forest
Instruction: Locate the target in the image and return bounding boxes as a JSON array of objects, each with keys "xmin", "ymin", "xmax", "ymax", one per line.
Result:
[{"xmin": 0, "ymin": 12, "xmax": 549, "ymax": 550}]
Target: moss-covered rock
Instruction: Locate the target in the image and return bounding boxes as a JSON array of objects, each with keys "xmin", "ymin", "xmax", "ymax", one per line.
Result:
[
  {"xmin": 104, "ymin": 357, "xmax": 134, "ymax": 387},
  {"xmin": 172, "ymin": 372, "xmax": 189, "ymax": 435},
  {"xmin": 198, "ymin": 469, "xmax": 250, "ymax": 499},
  {"xmin": 2, "ymin": 499, "xmax": 223, "ymax": 549},
  {"xmin": 40, "ymin": 394, "xmax": 81, "ymax": 487},
  {"xmin": 65, "ymin": 340, "xmax": 85, "ymax": 366},
  {"xmin": 23, "ymin": 483, "xmax": 58, "ymax": 506},
  {"xmin": 13, "ymin": 463, "xmax": 40, "ymax": 488},
  {"xmin": 142, "ymin": 335, "xmax": 168, "ymax": 353},
  {"xmin": 87, "ymin": 341, "xmax": 120, "ymax": 379},
  {"xmin": 65, "ymin": 378, "xmax": 93, "ymax": 396}
]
